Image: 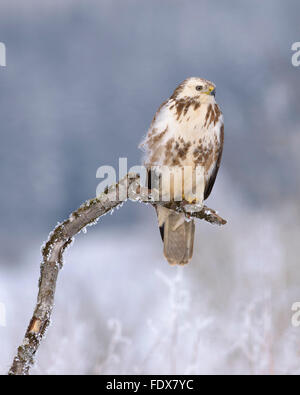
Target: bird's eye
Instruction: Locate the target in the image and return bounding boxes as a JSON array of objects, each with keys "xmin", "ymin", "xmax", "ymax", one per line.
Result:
[{"xmin": 195, "ymin": 85, "xmax": 203, "ymax": 91}]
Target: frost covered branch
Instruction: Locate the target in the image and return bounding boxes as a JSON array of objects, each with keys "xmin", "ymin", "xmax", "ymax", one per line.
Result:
[{"xmin": 9, "ymin": 173, "xmax": 226, "ymax": 375}]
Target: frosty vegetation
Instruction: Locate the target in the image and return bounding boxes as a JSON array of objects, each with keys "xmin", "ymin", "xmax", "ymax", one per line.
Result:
[{"xmin": 1, "ymin": 173, "xmax": 300, "ymax": 374}]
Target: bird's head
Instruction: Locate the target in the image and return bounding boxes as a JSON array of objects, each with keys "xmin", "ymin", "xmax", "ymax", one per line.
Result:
[{"xmin": 171, "ymin": 77, "xmax": 216, "ymax": 103}]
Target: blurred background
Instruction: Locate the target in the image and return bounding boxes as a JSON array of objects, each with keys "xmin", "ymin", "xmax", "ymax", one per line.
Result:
[{"xmin": 1, "ymin": 0, "xmax": 300, "ymax": 374}]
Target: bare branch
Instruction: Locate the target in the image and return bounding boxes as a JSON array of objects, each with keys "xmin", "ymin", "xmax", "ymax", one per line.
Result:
[{"xmin": 8, "ymin": 173, "xmax": 226, "ymax": 375}]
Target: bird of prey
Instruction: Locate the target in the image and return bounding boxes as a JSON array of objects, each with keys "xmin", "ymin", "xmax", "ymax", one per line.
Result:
[{"xmin": 140, "ymin": 77, "xmax": 224, "ymax": 265}]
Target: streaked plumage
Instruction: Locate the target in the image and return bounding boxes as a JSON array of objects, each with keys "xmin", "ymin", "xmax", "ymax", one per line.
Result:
[{"xmin": 140, "ymin": 77, "xmax": 224, "ymax": 265}]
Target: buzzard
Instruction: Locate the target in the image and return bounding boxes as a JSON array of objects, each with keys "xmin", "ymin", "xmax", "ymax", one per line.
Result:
[{"xmin": 140, "ymin": 77, "xmax": 224, "ymax": 265}]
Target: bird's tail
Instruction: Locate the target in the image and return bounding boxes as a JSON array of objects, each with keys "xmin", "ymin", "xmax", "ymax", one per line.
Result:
[{"xmin": 156, "ymin": 206, "xmax": 195, "ymax": 265}]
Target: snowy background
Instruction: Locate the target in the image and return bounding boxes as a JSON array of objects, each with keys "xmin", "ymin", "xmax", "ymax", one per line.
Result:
[{"xmin": 1, "ymin": 0, "xmax": 300, "ymax": 374}]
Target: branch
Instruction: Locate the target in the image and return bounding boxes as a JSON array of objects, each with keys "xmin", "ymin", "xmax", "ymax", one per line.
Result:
[{"xmin": 8, "ymin": 173, "xmax": 226, "ymax": 375}]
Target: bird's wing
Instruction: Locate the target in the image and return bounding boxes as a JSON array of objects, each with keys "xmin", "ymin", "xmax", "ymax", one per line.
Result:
[
  {"xmin": 204, "ymin": 123, "xmax": 224, "ymax": 200},
  {"xmin": 139, "ymin": 100, "xmax": 176, "ymax": 166}
]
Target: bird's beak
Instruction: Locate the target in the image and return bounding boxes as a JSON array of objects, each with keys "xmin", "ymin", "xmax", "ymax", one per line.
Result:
[{"xmin": 208, "ymin": 86, "xmax": 216, "ymax": 96}]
